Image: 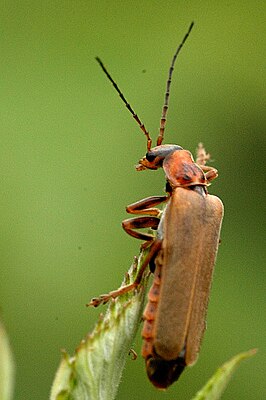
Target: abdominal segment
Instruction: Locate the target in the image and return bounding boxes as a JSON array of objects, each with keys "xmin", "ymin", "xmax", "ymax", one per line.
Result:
[{"xmin": 141, "ymin": 253, "xmax": 186, "ymax": 389}]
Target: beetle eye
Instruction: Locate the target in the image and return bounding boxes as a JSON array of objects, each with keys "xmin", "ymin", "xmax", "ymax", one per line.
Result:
[{"xmin": 146, "ymin": 153, "xmax": 156, "ymax": 162}]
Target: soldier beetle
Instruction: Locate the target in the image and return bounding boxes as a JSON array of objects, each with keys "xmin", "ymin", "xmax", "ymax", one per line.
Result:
[{"xmin": 89, "ymin": 22, "xmax": 224, "ymax": 389}]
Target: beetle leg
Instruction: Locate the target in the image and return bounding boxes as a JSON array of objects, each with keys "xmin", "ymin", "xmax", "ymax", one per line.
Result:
[
  {"xmin": 196, "ymin": 143, "xmax": 218, "ymax": 183},
  {"xmin": 88, "ymin": 239, "xmax": 162, "ymax": 307},
  {"xmin": 122, "ymin": 216, "xmax": 160, "ymax": 245},
  {"xmin": 128, "ymin": 348, "xmax": 138, "ymax": 360},
  {"xmin": 196, "ymin": 142, "xmax": 210, "ymax": 166},
  {"xmin": 126, "ymin": 195, "xmax": 168, "ymax": 216},
  {"xmin": 205, "ymin": 168, "xmax": 218, "ymax": 183},
  {"xmin": 123, "ymin": 196, "xmax": 168, "ymax": 247}
]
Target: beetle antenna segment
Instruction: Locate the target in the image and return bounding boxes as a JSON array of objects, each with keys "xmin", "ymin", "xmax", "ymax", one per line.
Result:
[
  {"xmin": 95, "ymin": 57, "xmax": 152, "ymax": 151},
  {"xmin": 157, "ymin": 22, "xmax": 194, "ymax": 146}
]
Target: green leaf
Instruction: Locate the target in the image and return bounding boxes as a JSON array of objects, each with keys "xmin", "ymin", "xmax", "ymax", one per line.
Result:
[
  {"xmin": 191, "ymin": 349, "xmax": 257, "ymax": 400},
  {"xmin": 0, "ymin": 320, "xmax": 15, "ymax": 400},
  {"xmin": 50, "ymin": 251, "xmax": 149, "ymax": 400}
]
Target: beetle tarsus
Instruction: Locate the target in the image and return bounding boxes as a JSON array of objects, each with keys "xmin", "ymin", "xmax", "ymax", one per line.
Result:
[{"xmin": 87, "ymin": 282, "xmax": 138, "ymax": 307}]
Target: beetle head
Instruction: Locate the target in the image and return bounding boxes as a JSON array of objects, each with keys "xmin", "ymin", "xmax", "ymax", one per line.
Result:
[
  {"xmin": 136, "ymin": 144, "xmax": 183, "ymax": 171},
  {"xmin": 137, "ymin": 146, "xmax": 208, "ymax": 189}
]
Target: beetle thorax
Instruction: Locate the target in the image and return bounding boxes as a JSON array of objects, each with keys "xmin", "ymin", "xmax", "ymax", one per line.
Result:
[{"xmin": 163, "ymin": 149, "xmax": 207, "ymax": 188}]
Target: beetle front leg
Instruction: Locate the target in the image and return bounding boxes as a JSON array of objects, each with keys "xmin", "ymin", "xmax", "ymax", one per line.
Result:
[
  {"xmin": 205, "ymin": 167, "xmax": 218, "ymax": 183},
  {"xmin": 88, "ymin": 197, "xmax": 167, "ymax": 307},
  {"xmin": 123, "ymin": 195, "xmax": 168, "ymax": 248},
  {"xmin": 196, "ymin": 142, "xmax": 210, "ymax": 166},
  {"xmin": 88, "ymin": 239, "xmax": 162, "ymax": 307},
  {"xmin": 196, "ymin": 143, "xmax": 218, "ymax": 184},
  {"xmin": 126, "ymin": 195, "xmax": 168, "ymax": 216}
]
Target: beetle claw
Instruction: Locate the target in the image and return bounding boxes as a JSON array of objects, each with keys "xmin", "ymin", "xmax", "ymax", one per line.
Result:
[{"xmin": 87, "ymin": 293, "xmax": 113, "ymax": 307}]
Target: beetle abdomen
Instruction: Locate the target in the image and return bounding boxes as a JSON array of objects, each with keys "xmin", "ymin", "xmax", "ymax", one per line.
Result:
[
  {"xmin": 141, "ymin": 256, "xmax": 162, "ymax": 359},
  {"xmin": 141, "ymin": 252, "xmax": 186, "ymax": 389}
]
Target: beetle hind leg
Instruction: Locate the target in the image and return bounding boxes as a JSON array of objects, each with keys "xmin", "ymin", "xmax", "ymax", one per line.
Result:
[{"xmin": 87, "ymin": 239, "xmax": 162, "ymax": 307}]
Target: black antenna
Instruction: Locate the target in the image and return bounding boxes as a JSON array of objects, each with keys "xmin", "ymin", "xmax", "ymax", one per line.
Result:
[
  {"xmin": 157, "ymin": 22, "xmax": 194, "ymax": 146},
  {"xmin": 95, "ymin": 57, "xmax": 152, "ymax": 151}
]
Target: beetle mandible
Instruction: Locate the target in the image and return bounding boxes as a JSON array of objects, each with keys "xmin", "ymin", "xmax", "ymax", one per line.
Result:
[{"xmin": 89, "ymin": 22, "xmax": 224, "ymax": 389}]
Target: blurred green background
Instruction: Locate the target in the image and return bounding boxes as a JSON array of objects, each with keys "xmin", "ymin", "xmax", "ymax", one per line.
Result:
[{"xmin": 0, "ymin": 1, "xmax": 265, "ymax": 399}]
